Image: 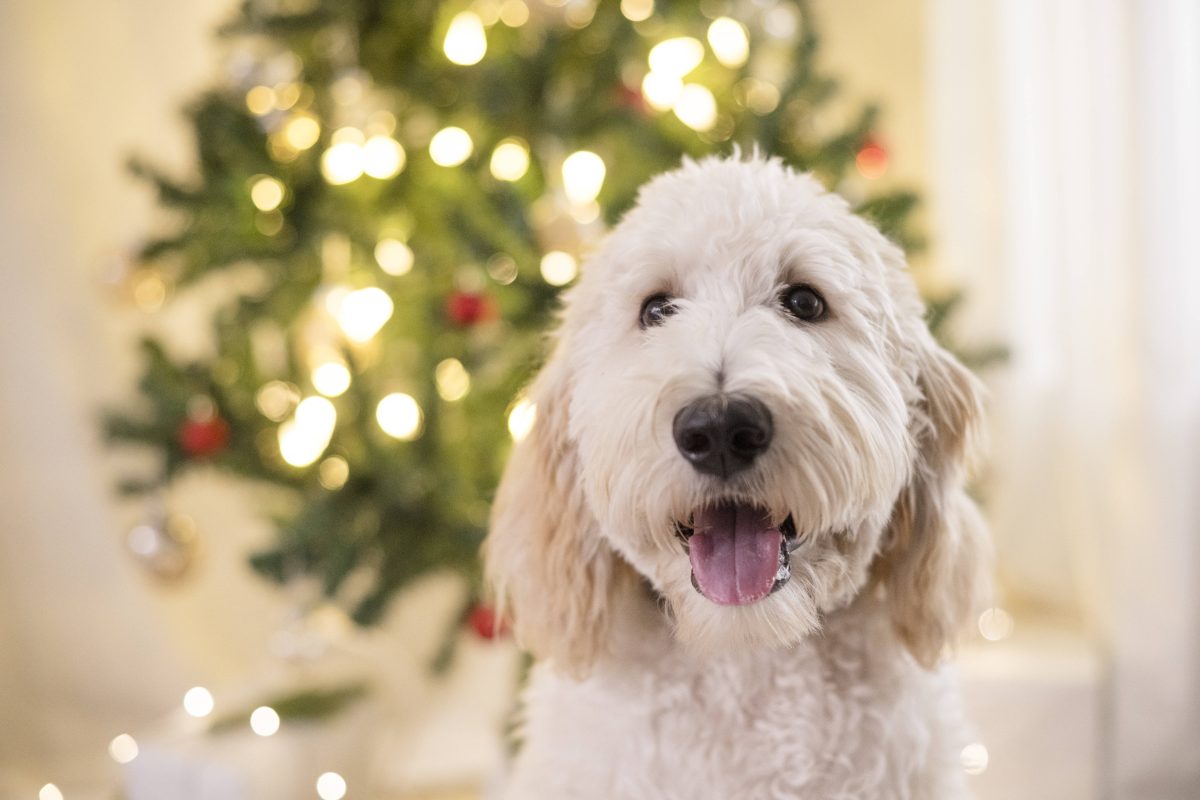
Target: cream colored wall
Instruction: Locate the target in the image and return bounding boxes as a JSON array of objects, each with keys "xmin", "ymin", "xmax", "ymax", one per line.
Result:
[
  {"xmin": 0, "ymin": 0, "xmax": 248, "ymax": 791},
  {"xmin": 811, "ymin": 0, "xmax": 934, "ymax": 279}
]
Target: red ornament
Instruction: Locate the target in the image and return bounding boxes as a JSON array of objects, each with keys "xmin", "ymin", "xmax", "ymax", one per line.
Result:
[
  {"xmin": 178, "ymin": 415, "xmax": 230, "ymax": 458},
  {"xmin": 466, "ymin": 603, "xmax": 509, "ymax": 640},
  {"xmin": 445, "ymin": 291, "xmax": 496, "ymax": 327},
  {"xmin": 616, "ymin": 84, "xmax": 648, "ymax": 115},
  {"xmin": 855, "ymin": 137, "xmax": 889, "ymax": 180}
]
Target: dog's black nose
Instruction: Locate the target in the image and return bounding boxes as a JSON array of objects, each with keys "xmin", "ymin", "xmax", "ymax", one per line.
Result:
[{"xmin": 672, "ymin": 395, "xmax": 773, "ymax": 478}]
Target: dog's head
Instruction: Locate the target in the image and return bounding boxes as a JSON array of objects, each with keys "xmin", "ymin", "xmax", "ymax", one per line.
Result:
[{"xmin": 486, "ymin": 156, "xmax": 986, "ymax": 673}]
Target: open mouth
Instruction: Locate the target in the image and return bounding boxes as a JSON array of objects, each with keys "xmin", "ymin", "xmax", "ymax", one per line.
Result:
[{"xmin": 675, "ymin": 503, "xmax": 801, "ymax": 606}]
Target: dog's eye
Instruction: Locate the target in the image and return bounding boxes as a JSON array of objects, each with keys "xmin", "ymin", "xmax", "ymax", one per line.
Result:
[
  {"xmin": 640, "ymin": 294, "xmax": 677, "ymax": 328},
  {"xmin": 782, "ymin": 285, "xmax": 827, "ymax": 322}
]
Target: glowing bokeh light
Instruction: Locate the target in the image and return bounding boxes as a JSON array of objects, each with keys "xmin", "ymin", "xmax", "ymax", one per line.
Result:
[
  {"xmin": 444, "ymin": 12, "xmax": 488, "ymax": 66},
  {"xmin": 316, "ymin": 772, "xmax": 347, "ymax": 800},
  {"xmin": 109, "ymin": 734, "xmax": 139, "ymax": 764},
  {"xmin": 183, "ymin": 686, "xmax": 214, "ymax": 718},
  {"xmin": 250, "ymin": 706, "xmax": 281, "ymax": 737},
  {"xmin": 561, "ymin": 151, "xmax": 606, "ymax": 205},
  {"xmin": 321, "ymin": 142, "xmax": 365, "ymax": 185},
  {"xmin": 362, "ymin": 135, "xmax": 406, "ymax": 179},
  {"xmin": 311, "ymin": 361, "xmax": 351, "ymax": 397},
  {"xmin": 284, "ymin": 115, "xmax": 321, "ymax": 150},
  {"xmin": 429, "ymin": 127, "xmax": 474, "ymax": 167},
  {"xmin": 490, "ymin": 138, "xmax": 531, "ymax": 181},
  {"xmin": 648, "ymin": 37, "xmax": 704, "ymax": 79},
  {"xmin": 376, "ymin": 393, "xmax": 423, "ymax": 440},
  {"xmin": 540, "ymin": 251, "xmax": 578, "ymax": 286},
  {"xmin": 375, "ymin": 238, "xmax": 414, "ymax": 276},
  {"xmin": 250, "ymin": 175, "xmax": 285, "ymax": 212},
  {"xmin": 961, "ymin": 742, "xmax": 989, "ymax": 775},
  {"xmin": 707, "ymin": 17, "xmax": 750, "ymax": 68},
  {"xmin": 641, "ymin": 72, "xmax": 683, "ymax": 112},
  {"xmin": 435, "ymin": 358, "xmax": 471, "ymax": 402},
  {"xmin": 507, "ymin": 398, "xmax": 537, "ymax": 442},
  {"xmin": 336, "ymin": 287, "xmax": 394, "ymax": 342},
  {"xmin": 674, "ymin": 84, "xmax": 718, "ymax": 131},
  {"xmin": 620, "ymin": 0, "xmax": 654, "ymax": 22}
]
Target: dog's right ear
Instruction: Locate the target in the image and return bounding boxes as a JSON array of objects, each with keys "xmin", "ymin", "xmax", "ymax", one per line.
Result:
[{"xmin": 484, "ymin": 337, "xmax": 615, "ymax": 675}]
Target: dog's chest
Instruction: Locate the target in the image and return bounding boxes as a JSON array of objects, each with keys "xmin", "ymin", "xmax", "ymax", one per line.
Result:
[{"xmin": 510, "ymin": 631, "xmax": 958, "ymax": 800}]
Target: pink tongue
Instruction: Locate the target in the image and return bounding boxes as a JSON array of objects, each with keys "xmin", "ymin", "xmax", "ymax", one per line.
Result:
[{"xmin": 688, "ymin": 503, "xmax": 782, "ymax": 606}]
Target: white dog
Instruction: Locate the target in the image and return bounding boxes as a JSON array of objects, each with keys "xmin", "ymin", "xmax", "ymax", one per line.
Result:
[{"xmin": 486, "ymin": 155, "xmax": 987, "ymax": 799}]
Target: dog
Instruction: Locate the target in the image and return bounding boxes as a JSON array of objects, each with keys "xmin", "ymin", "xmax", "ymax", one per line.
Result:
[{"xmin": 485, "ymin": 155, "xmax": 988, "ymax": 799}]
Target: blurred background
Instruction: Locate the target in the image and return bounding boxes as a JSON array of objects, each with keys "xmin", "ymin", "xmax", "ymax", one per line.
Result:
[{"xmin": 1, "ymin": 1, "xmax": 1198, "ymax": 798}]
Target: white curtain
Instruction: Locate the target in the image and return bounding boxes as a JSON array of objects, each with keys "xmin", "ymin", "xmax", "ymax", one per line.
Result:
[{"xmin": 925, "ymin": 0, "xmax": 1200, "ymax": 796}]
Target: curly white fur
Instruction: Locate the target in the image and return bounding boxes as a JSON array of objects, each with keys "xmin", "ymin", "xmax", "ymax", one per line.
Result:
[{"xmin": 486, "ymin": 155, "xmax": 988, "ymax": 799}]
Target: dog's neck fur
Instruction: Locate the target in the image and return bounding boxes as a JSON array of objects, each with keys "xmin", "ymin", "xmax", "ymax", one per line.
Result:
[{"xmin": 505, "ymin": 584, "xmax": 970, "ymax": 800}]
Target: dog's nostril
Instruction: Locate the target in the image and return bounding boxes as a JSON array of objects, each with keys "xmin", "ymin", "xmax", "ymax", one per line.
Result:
[
  {"xmin": 672, "ymin": 395, "xmax": 773, "ymax": 479},
  {"xmin": 682, "ymin": 432, "xmax": 712, "ymax": 455}
]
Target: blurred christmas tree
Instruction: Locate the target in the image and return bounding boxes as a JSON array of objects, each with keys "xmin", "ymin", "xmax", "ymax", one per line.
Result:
[{"xmin": 108, "ymin": 0, "xmax": 974, "ymax": 646}]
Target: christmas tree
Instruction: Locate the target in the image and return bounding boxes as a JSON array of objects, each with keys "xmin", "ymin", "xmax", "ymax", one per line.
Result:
[{"xmin": 108, "ymin": 0, "xmax": 956, "ymax": 648}]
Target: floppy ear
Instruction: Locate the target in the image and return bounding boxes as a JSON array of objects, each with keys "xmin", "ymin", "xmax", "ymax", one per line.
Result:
[
  {"xmin": 483, "ymin": 337, "xmax": 616, "ymax": 675},
  {"xmin": 878, "ymin": 328, "xmax": 989, "ymax": 668}
]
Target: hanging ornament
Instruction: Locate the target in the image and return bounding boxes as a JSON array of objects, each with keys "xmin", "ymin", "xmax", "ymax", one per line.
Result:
[
  {"xmin": 445, "ymin": 290, "xmax": 497, "ymax": 328},
  {"xmin": 178, "ymin": 395, "xmax": 231, "ymax": 458},
  {"xmin": 855, "ymin": 136, "xmax": 889, "ymax": 180},
  {"xmin": 126, "ymin": 512, "xmax": 199, "ymax": 581},
  {"xmin": 616, "ymin": 84, "xmax": 648, "ymax": 115},
  {"xmin": 466, "ymin": 603, "xmax": 509, "ymax": 640}
]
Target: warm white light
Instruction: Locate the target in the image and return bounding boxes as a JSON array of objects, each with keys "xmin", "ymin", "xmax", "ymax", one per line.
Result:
[
  {"xmin": 641, "ymin": 71, "xmax": 683, "ymax": 111},
  {"xmin": 362, "ymin": 135, "xmax": 406, "ymax": 179},
  {"xmin": 250, "ymin": 176, "xmax": 285, "ymax": 212},
  {"xmin": 444, "ymin": 11, "xmax": 488, "ymax": 65},
  {"xmin": 246, "ymin": 85, "xmax": 275, "ymax": 115},
  {"xmin": 507, "ymin": 398, "xmax": 537, "ymax": 442},
  {"xmin": 707, "ymin": 18, "xmax": 750, "ymax": 69},
  {"xmin": 674, "ymin": 84, "xmax": 718, "ymax": 131},
  {"xmin": 961, "ymin": 742, "xmax": 989, "ymax": 775},
  {"xmin": 39, "ymin": 785, "xmax": 64, "ymax": 800},
  {"xmin": 336, "ymin": 287, "xmax": 394, "ymax": 342},
  {"xmin": 429, "ymin": 126, "xmax": 474, "ymax": 166},
  {"xmin": 312, "ymin": 362, "xmax": 351, "ymax": 397},
  {"xmin": 256, "ymin": 381, "xmax": 300, "ymax": 421},
  {"xmin": 561, "ymin": 150, "xmax": 606, "ymax": 205},
  {"xmin": 375, "ymin": 238, "xmax": 414, "ymax": 276},
  {"xmin": 321, "ymin": 142, "xmax": 365, "ymax": 185},
  {"xmin": 648, "ymin": 37, "xmax": 704, "ymax": 78},
  {"xmin": 435, "ymin": 358, "xmax": 471, "ymax": 402},
  {"xmin": 316, "ymin": 771, "xmax": 347, "ymax": 800},
  {"xmin": 498, "ymin": 0, "xmax": 530, "ymax": 27},
  {"xmin": 540, "ymin": 251, "xmax": 578, "ymax": 286},
  {"xmin": 109, "ymin": 734, "xmax": 139, "ymax": 764},
  {"xmin": 377, "ymin": 393, "xmax": 423, "ymax": 440},
  {"xmin": 250, "ymin": 706, "xmax": 281, "ymax": 737},
  {"xmin": 978, "ymin": 607, "xmax": 1015, "ymax": 642},
  {"xmin": 284, "ymin": 115, "xmax": 321, "ymax": 150},
  {"xmin": 318, "ymin": 455, "xmax": 349, "ymax": 490},
  {"xmin": 183, "ymin": 686, "xmax": 214, "ymax": 718},
  {"xmin": 620, "ymin": 0, "xmax": 654, "ymax": 22},
  {"xmin": 490, "ymin": 138, "xmax": 531, "ymax": 181},
  {"xmin": 279, "ymin": 396, "xmax": 337, "ymax": 467}
]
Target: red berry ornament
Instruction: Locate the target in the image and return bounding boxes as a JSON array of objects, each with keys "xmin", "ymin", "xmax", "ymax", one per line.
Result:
[
  {"xmin": 445, "ymin": 291, "xmax": 496, "ymax": 327},
  {"xmin": 466, "ymin": 603, "xmax": 509, "ymax": 640},
  {"xmin": 178, "ymin": 415, "xmax": 230, "ymax": 458}
]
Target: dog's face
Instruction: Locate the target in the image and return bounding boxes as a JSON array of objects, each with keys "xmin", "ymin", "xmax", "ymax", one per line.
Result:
[{"xmin": 488, "ymin": 157, "xmax": 986, "ymax": 671}]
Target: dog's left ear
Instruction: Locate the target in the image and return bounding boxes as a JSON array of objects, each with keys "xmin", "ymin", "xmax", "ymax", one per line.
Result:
[{"xmin": 878, "ymin": 324, "xmax": 989, "ymax": 668}]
